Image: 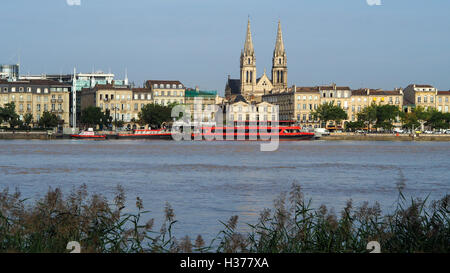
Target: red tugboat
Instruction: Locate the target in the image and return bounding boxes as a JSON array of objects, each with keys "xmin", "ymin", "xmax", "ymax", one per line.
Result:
[
  {"xmin": 70, "ymin": 128, "xmax": 106, "ymax": 140},
  {"xmin": 190, "ymin": 121, "xmax": 315, "ymax": 141},
  {"xmin": 117, "ymin": 129, "xmax": 173, "ymax": 140}
]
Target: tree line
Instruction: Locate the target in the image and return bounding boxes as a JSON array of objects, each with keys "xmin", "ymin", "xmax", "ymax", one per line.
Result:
[
  {"xmin": 0, "ymin": 102, "xmax": 60, "ymax": 130},
  {"xmin": 311, "ymin": 102, "xmax": 450, "ymax": 131},
  {"xmin": 80, "ymin": 102, "xmax": 179, "ymax": 130}
]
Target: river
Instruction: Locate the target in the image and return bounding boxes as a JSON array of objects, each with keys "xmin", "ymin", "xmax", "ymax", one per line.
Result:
[{"xmin": 0, "ymin": 140, "xmax": 449, "ymax": 242}]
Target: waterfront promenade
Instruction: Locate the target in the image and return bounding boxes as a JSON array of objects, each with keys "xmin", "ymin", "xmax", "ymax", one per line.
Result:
[{"xmin": 2, "ymin": 131, "xmax": 450, "ymax": 141}]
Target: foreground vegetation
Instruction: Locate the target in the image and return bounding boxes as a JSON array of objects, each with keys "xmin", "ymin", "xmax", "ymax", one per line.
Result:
[{"xmin": 0, "ymin": 184, "xmax": 448, "ymax": 253}]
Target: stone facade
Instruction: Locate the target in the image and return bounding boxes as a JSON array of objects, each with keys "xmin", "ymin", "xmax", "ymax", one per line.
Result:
[{"xmin": 0, "ymin": 79, "xmax": 71, "ymax": 127}]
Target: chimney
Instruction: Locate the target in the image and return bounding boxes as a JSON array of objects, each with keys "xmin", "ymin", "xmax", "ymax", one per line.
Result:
[{"xmin": 367, "ymin": 88, "xmax": 370, "ymax": 96}]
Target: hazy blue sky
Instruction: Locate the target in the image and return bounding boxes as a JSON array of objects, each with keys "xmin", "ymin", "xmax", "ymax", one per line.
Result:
[{"xmin": 2, "ymin": 0, "xmax": 450, "ymax": 94}]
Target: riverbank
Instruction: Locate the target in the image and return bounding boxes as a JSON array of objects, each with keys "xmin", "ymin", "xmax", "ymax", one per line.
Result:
[
  {"xmin": 321, "ymin": 133, "xmax": 450, "ymax": 141},
  {"xmin": 0, "ymin": 131, "xmax": 59, "ymax": 140},
  {"xmin": 0, "ymin": 184, "xmax": 448, "ymax": 253},
  {"xmin": 2, "ymin": 131, "xmax": 450, "ymax": 141}
]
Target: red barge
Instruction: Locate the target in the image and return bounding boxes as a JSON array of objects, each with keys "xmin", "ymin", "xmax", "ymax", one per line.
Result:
[{"xmin": 70, "ymin": 128, "xmax": 106, "ymax": 140}]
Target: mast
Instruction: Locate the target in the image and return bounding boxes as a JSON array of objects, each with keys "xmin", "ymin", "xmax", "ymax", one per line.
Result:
[{"xmin": 72, "ymin": 67, "xmax": 77, "ymax": 132}]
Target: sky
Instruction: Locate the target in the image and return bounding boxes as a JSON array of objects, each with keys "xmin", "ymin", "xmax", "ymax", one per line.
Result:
[{"xmin": 2, "ymin": 0, "xmax": 450, "ymax": 95}]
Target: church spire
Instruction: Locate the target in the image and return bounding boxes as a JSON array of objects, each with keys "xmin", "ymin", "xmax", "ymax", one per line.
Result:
[
  {"xmin": 272, "ymin": 20, "xmax": 287, "ymax": 91},
  {"xmin": 243, "ymin": 18, "xmax": 254, "ymax": 56},
  {"xmin": 274, "ymin": 20, "xmax": 285, "ymax": 56}
]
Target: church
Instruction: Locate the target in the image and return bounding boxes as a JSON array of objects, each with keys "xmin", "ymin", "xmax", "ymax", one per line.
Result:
[{"xmin": 225, "ymin": 19, "xmax": 288, "ymax": 103}]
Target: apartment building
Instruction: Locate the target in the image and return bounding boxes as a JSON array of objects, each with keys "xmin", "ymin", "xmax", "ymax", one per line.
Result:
[
  {"xmin": 80, "ymin": 84, "xmax": 153, "ymax": 125},
  {"xmin": 436, "ymin": 91, "xmax": 450, "ymax": 113},
  {"xmin": 144, "ymin": 80, "xmax": 185, "ymax": 106},
  {"xmin": 227, "ymin": 96, "xmax": 278, "ymax": 123},
  {"xmin": 0, "ymin": 79, "xmax": 71, "ymax": 127}
]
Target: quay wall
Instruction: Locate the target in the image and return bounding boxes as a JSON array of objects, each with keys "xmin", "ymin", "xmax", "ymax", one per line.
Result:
[
  {"xmin": 321, "ymin": 133, "xmax": 450, "ymax": 141},
  {"xmin": 0, "ymin": 131, "xmax": 57, "ymax": 140}
]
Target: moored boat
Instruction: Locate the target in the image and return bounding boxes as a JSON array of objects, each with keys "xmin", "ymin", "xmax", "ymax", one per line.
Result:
[
  {"xmin": 191, "ymin": 125, "xmax": 315, "ymax": 140},
  {"xmin": 117, "ymin": 129, "xmax": 173, "ymax": 140},
  {"xmin": 70, "ymin": 128, "xmax": 106, "ymax": 140}
]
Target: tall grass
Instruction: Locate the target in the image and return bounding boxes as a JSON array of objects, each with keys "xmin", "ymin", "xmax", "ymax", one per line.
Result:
[{"xmin": 0, "ymin": 184, "xmax": 448, "ymax": 253}]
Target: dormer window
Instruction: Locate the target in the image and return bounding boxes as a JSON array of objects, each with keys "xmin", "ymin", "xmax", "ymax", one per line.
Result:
[
  {"xmin": 154, "ymin": 84, "xmax": 158, "ymax": 89},
  {"xmin": 178, "ymin": 84, "xmax": 182, "ymax": 89}
]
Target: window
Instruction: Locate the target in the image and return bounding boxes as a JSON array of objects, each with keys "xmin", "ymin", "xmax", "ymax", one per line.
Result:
[
  {"xmin": 147, "ymin": 94, "xmax": 151, "ymax": 100},
  {"xmin": 44, "ymin": 88, "xmax": 48, "ymax": 93},
  {"xmin": 37, "ymin": 104, "xmax": 41, "ymax": 111},
  {"xmin": 424, "ymin": 96, "xmax": 428, "ymax": 103},
  {"xmin": 430, "ymin": 96, "xmax": 434, "ymax": 103},
  {"xmin": 417, "ymin": 96, "xmax": 421, "ymax": 103}
]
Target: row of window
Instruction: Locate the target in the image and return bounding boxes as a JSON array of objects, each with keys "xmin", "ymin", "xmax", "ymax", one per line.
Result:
[
  {"xmin": 321, "ymin": 91, "xmax": 351, "ymax": 98},
  {"xmin": 229, "ymin": 114, "xmax": 278, "ymax": 122},
  {"xmin": 1, "ymin": 87, "xmax": 69, "ymax": 93},
  {"xmin": 417, "ymin": 96, "xmax": 450, "ymax": 104},
  {"xmin": 154, "ymin": 91, "xmax": 183, "ymax": 97},
  {"xmin": 1, "ymin": 95, "xmax": 64, "ymax": 102},
  {"xmin": 230, "ymin": 105, "xmax": 274, "ymax": 112},
  {"xmin": 0, "ymin": 103, "xmax": 64, "ymax": 112},
  {"xmin": 153, "ymin": 84, "xmax": 183, "ymax": 89}
]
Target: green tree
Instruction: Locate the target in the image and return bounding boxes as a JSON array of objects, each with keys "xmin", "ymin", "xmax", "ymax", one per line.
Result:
[
  {"xmin": 0, "ymin": 102, "xmax": 21, "ymax": 130},
  {"xmin": 345, "ymin": 120, "xmax": 364, "ymax": 132},
  {"xmin": 375, "ymin": 104, "xmax": 401, "ymax": 131},
  {"xmin": 39, "ymin": 111, "xmax": 59, "ymax": 128},
  {"xmin": 81, "ymin": 106, "xmax": 110, "ymax": 129},
  {"xmin": 311, "ymin": 101, "xmax": 347, "ymax": 128},
  {"xmin": 426, "ymin": 110, "xmax": 449, "ymax": 130},
  {"xmin": 357, "ymin": 103, "xmax": 377, "ymax": 131},
  {"xmin": 138, "ymin": 103, "xmax": 176, "ymax": 129},
  {"xmin": 23, "ymin": 113, "xmax": 33, "ymax": 130}
]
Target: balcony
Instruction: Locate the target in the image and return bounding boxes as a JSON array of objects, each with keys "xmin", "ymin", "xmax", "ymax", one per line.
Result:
[
  {"xmin": 57, "ymin": 99, "xmax": 63, "ymax": 103},
  {"xmin": 51, "ymin": 99, "xmax": 57, "ymax": 103}
]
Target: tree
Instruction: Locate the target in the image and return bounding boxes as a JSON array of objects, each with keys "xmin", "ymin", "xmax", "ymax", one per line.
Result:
[
  {"xmin": 39, "ymin": 111, "xmax": 59, "ymax": 128},
  {"xmin": 357, "ymin": 103, "xmax": 377, "ymax": 131},
  {"xmin": 0, "ymin": 102, "xmax": 21, "ymax": 130},
  {"xmin": 311, "ymin": 101, "xmax": 347, "ymax": 128},
  {"xmin": 426, "ymin": 110, "xmax": 450, "ymax": 130},
  {"xmin": 345, "ymin": 120, "xmax": 364, "ymax": 132},
  {"xmin": 23, "ymin": 113, "xmax": 33, "ymax": 130},
  {"xmin": 375, "ymin": 104, "xmax": 401, "ymax": 131},
  {"xmin": 138, "ymin": 103, "xmax": 176, "ymax": 129},
  {"xmin": 81, "ymin": 106, "xmax": 110, "ymax": 129}
]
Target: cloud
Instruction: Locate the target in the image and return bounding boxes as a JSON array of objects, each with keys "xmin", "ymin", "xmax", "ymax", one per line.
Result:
[{"xmin": 366, "ymin": 0, "xmax": 382, "ymax": 6}]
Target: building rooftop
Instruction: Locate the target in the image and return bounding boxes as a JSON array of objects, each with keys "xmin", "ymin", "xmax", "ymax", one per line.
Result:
[{"xmin": 0, "ymin": 79, "xmax": 70, "ymax": 86}]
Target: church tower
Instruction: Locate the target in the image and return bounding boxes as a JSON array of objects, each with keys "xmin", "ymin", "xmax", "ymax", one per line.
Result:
[
  {"xmin": 240, "ymin": 19, "xmax": 257, "ymax": 97},
  {"xmin": 271, "ymin": 20, "xmax": 287, "ymax": 91}
]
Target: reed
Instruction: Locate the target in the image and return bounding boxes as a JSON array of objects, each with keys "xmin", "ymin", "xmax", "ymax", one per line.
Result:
[{"xmin": 0, "ymin": 184, "xmax": 448, "ymax": 253}]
